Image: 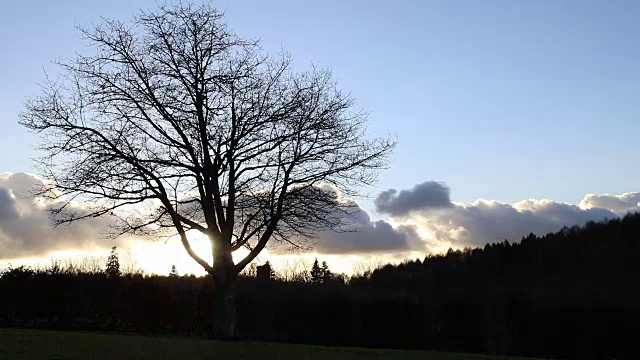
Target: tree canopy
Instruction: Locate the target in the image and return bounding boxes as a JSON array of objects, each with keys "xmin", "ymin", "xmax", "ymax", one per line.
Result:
[
  {"xmin": 20, "ymin": 2, "xmax": 394, "ymax": 339},
  {"xmin": 20, "ymin": 2, "xmax": 393, "ymax": 276}
]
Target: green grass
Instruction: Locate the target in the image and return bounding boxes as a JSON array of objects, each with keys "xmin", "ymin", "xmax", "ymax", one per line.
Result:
[{"xmin": 0, "ymin": 328, "xmax": 541, "ymax": 360}]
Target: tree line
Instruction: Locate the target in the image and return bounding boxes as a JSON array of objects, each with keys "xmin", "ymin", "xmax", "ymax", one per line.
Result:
[{"xmin": 3, "ymin": 212, "xmax": 640, "ymax": 359}]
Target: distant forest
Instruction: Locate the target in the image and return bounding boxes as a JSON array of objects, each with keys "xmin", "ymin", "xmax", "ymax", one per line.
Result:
[{"xmin": 3, "ymin": 213, "xmax": 640, "ymax": 360}]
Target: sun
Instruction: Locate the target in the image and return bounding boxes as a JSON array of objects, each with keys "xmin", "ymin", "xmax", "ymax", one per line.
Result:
[
  {"xmin": 1, "ymin": 231, "xmax": 369, "ymax": 278},
  {"xmin": 128, "ymin": 231, "xmax": 252, "ymax": 276}
]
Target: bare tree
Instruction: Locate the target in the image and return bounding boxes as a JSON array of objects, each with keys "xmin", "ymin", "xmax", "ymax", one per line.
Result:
[
  {"xmin": 352, "ymin": 258, "xmax": 385, "ymax": 279},
  {"xmin": 278, "ymin": 257, "xmax": 314, "ymax": 283},
  {"xmin": 119, "ymin": 247, "xmax": 144, "ymax": 275},
  {"xmin": 78, "ymin": 255, "xmax": 107, "ymax": 275},
  {"xmin": 20, "ymin": 2, "xmax": 394, "ymax": 339}
]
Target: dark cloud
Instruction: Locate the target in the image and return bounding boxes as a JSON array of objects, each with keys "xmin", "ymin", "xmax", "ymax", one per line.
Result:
[
  {"xmin": 0, "ymin": 188, "xmax": 19, "ymax": 221},
  {"xmin": 269, "ymin": 190, "xmax": 424, "ymax": 255},
  {"xmin": 375, "ymin": 181, "xmax": 452, "ymax": 216},
  {"xmin": 0, "ymin": 172, "xmax": 126, "ymax": 259},
  {"xmin": 310, "ymin": 209, "xmax": 423, "ymax": 255}
]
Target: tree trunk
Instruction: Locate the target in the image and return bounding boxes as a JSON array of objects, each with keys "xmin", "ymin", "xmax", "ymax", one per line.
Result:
[{"xmin": 213, "ymin": 279, "xmax": 237, "ymax": 340}]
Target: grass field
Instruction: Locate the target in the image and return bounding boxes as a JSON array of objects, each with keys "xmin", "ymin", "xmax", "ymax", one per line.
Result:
[{"xmin": 0, "ymin": 328, "xmax": 541, "ymax": 360}]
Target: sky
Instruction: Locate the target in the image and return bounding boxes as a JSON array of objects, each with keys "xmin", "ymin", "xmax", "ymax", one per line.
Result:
[{"xmin": 1, "ymin": 1, "xmax": 640, "ymax": 275}]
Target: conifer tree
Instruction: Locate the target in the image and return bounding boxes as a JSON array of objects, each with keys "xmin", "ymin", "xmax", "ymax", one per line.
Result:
[
  {"xmin": 321, "ymin": 261, "xmax": 332, "ymax": 284},
  {"xmin": 169, "ymin": 265, "xmax": 179, "ymax": 278},
  {"xmin": 105, "ymin": 246, "xmax": 121, "ymax": 278},
  {"xmin": 310, "ymin": 258, "xmax": 323, "ymax": 286}
]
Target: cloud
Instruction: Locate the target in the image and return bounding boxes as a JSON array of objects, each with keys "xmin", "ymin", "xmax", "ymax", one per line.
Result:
[
  {"xmin": 579, "ymin": 192, "xmax": 640, "ymax": 214},
  {"xmin": 376, "ymin": 181, "xmax": 634, "ymax": 252},
  {"xmin": 0, "ymin": 172, "xmax": 125, "ymax": 259},
  {"xmin": 309, "ymin": 209, "xmax": 423, "ymax": 255},
  {"xmin": 0, "ymin": 188, "xmax": 19, "ymax": 221},
  {"xmin": 0, "ymin": 173, "xmax": 421, "ymax": 259},
  {"xmin": 3, "ymin": 171, "xmax": 639, "ymax": 261},
  {"xmin": 375, "ymin": 181, "xmax": 453, "ymax": 217},
  {"xmin": 269, "ymin": 186, "xmax": 424, "ymax": 255},
  {"xmin": 439, "ymin": 199, "xmax": 616, "ymax": 248}
]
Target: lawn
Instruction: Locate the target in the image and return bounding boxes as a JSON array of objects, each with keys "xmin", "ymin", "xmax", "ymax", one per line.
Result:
[{"xmin": 0, "ymin": 328, "xmax": 542, "ymax": 360}]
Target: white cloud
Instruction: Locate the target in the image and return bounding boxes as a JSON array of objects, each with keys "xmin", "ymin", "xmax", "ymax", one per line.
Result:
[
  {"xmin": 579, "ymin": 192, "xmax": 640, "ymax": 214},
  {"xmin": 376, "ymin": 182, "xmax": 632, "ymax": 253}
]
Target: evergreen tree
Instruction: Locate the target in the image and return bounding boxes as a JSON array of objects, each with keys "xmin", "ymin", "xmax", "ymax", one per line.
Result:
[
  {"xmin": 321, "ymin": 261, "xmax": 332, "ymax": 284},
  {"xmin": 105, "ymin": 246, "xmax": 121, "ymax": 278},
  {"xmin": 310, "ymin": 258, "xmax": 323, "ymax": 285},
  {"xmin": 169, "ymin": 264, "xmax": 179, "ymax": 277}
]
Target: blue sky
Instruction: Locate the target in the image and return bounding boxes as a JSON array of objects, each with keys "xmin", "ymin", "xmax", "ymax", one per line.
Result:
[{"xmin": 2, "ymin": 0, "xmax": 640, "ymax": 210}]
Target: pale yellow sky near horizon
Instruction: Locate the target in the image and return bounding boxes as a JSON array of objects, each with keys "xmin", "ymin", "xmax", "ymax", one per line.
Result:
[
  {"xmin": 2, "ymin": 171, "xmax": 638, "ymax": 277},
  {"xmin": 0, "ymin": 231, "xmax": 418, "ymax": 277}
]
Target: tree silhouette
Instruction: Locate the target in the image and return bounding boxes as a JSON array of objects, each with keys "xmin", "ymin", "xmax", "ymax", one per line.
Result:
[
  {"xmin": 310, "ymin": 258, "xmax": 323, "ymax": 286},
  {"xmin": 105, "ymin": 246, "xmax": 120, "ymax": 279},
  {"xmin": 19, "ymin": 2, "xmax": 394, "ymax": 339},
  {"xmin": 256, "ymin": 261, "xmax": 275, "ymax": 281},
  {"xmin": 169, "ymin": 265, "xmax": 179, "ymax": 278},
  {"xmin": 321, "ymin": 261, "xmax": 332, "ymax": 284}
]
